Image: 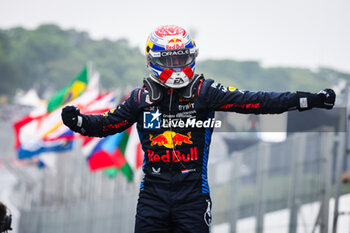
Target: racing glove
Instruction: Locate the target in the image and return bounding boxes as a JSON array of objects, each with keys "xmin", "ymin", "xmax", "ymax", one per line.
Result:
[
  {"xmin": 296, "ymin": 89, "xmax": 336, "ymax": 111},
  {"xmin": 61, "ymin": 105, "xmax": 87, "ymax": 135}
]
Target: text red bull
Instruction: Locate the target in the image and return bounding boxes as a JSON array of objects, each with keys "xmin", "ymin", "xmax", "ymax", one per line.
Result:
[
  {"xmin": 165, "ymin": 37, "xmax": 185, "ymax": 50},
  {"xmin": 147, "ymin": 147, "xmax": 198, "ymax": 163}
]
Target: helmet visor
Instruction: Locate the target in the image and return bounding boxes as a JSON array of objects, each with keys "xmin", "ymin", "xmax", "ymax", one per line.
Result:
[{"xmin": 149, "ymin": 48, "xmax": 197, "ymax": 68}]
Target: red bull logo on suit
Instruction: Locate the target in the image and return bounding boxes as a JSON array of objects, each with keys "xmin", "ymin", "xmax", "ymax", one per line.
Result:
[{"xmin": 149, "ymin": 131, "xmax": 192, "ymax": 149}]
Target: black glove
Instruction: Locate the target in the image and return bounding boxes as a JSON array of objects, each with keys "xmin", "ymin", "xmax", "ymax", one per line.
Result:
[
  {"xmin": 317, "ymin": 89, "xmax": 336, "ymax": 109},
  {"xmin": 297, "ymin": 89, "xmax": 336, "ymax": 111},
  {"xmin": 61, "ymin": 106, "xmax": 87, "ymax": 134}
]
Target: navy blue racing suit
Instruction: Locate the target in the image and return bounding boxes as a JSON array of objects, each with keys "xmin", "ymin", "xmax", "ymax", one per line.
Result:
[{"xmin": 62, "ymin": 74, "xmax": 332, "ymax": 233}]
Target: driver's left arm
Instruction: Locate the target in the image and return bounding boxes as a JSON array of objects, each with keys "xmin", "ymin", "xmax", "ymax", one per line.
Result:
[{"xmin": 199, "ymin": 79, "xmax": 335, "ymax": 114}]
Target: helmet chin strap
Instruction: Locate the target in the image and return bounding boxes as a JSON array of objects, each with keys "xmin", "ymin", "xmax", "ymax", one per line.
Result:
[
  {"xmin": 181, "ymin": 67, "xmax": 194, "ymax": 80},
  {"xmin": 158, "ymin": 69, "xmax": 174, "ymax": 83}
]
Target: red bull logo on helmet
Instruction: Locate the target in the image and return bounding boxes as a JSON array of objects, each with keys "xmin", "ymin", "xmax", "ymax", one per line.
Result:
[
  {"xmin": 149, "ymin": 131, "xmax": 192, "ymax": 149},
  {"xmin": 165, "ymin": 35, "xmax": 185, "ymax": 50},
  {"xmin": 168, "ymin": 38, "xmax": 183, "ymax": 44}
]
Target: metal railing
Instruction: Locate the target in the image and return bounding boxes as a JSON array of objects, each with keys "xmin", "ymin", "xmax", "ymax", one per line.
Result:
[{"xmin": 11, "ymin": 131, "xmax": 344, "ymax": 233}]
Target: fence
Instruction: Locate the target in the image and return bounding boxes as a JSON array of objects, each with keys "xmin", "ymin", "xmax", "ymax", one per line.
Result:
[
  {"xmin": 13, "ymin": 131, "xmax": 344, "ymax": 233},
  {"xmin": 210, "ymin": 132, "xmax": 342, "ymax": 233}
]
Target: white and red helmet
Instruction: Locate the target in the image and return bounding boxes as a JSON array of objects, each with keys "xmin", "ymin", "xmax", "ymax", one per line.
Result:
[{"xmin": 145, "ymin": 25, "xmax": 198, "ymax": 88}]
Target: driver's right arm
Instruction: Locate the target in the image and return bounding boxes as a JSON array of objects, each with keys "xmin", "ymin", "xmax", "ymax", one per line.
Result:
[{"xmin": 61, "ymin": 89, "xmax": 140, "ymax": 137}]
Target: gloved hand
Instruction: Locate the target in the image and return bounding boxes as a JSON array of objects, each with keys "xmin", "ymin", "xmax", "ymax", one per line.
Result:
[
  {"xmin": 316, "ymin": 89, "xmax": 336, "ymax": 109},
  {"xmin": 297, "ymin": 89, "xmax": 336, "ymax": 111},
  {"xmin": 61, "ymin": 106, "xmax": 86, "ymax": 134}
]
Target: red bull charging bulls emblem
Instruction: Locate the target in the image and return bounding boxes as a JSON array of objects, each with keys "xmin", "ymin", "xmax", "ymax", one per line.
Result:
[{"xmin": 149, "ymin": 131, "xmax": 192, "ymax": 149}]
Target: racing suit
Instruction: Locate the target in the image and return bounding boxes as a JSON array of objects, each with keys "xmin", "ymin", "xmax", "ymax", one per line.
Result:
[{"xmin": 61, "ymin": 74, "xmax": 335, "ymax": 233}]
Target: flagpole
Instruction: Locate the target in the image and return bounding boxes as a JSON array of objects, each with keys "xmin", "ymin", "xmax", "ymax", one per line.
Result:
[{"xmin": 87, "ymin": 61, "xmax": 94, "ymax": 81}]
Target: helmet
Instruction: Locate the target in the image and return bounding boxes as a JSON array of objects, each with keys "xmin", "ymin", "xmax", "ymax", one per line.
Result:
[{"xmin": 145, "ymin": 25, "xmax": 198, "ymax": 88}]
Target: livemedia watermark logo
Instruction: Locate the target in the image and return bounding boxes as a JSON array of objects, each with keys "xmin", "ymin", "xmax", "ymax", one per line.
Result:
[{"xmin": 143, "ymin": 110, "xmax": 222, "ymax": 129}]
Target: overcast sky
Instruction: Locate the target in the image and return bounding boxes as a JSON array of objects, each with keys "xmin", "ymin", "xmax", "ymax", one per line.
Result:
[{"xmin": 1, "ymin": 0, "xmax": 349, "ymax": 72}]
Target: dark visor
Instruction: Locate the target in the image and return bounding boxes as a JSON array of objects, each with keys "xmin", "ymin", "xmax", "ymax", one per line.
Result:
[{"xmin": 149, "ymin": 48, "xmax": 196, "ymax": 68}]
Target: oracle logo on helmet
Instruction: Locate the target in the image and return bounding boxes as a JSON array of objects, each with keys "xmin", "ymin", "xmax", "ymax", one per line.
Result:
[{"xmin": 161, "ymin": 49, "xmax": 189, "ymax": 57}]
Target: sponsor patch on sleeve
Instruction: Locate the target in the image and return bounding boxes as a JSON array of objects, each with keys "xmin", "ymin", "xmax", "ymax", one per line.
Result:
[{"xmin": 300, "ymin": 97, "xmax": 308, "ymax": 108}]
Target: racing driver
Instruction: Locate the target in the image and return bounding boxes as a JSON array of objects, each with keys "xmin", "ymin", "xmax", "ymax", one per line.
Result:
[{"xmin": 61, "ymin": 25, "xmax": 336, "ymax": 233}]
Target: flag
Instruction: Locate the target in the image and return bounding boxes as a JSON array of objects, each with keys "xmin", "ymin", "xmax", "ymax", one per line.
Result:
[
  {"xmin": 86, "ymin": 131, "xmax": 133, "ymax": 181},
  {"xmin": 47, "ymin": 66, "xmax": 88, "ymax": 112},
  {"xmin": 124, "ymin": 124, "xmax": 143, "ymax": 170},
  {"xmin": 78, "ymin": 91, "xmax": 118, "ymax": 152},
  {"xmin": 13, "ymin": 110, "xmax": 74, "ymax": 159},
  {"xmin": 14, "ymin": 111, "xmax": 72, "ymax": 159},
  {"xmin": 13, "ymin": 72, "xmax": 100, "ymax": 159},
  {"xmin": 42, "ymin": 73, "xmax": 101, "ymax": 143}
]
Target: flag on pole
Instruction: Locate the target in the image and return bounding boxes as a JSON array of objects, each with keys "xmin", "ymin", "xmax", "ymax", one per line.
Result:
[
  {"xmin": 124, "ymin": 124, "xmax": 143, "ymax": 170},
  {"xmin": 47, "ymin": 66, "xmax": 88, "ymax": 112},
  {"xmin": 13, "ymin": 70, "xmax": 99, "ymax": 159},
  {"xmin": 86, "ymin": 131, "xmax": 133, "ymax": 181},
  {"xmin": 13, "ymin": 111, "xmax": 73, "ymax": 159}
]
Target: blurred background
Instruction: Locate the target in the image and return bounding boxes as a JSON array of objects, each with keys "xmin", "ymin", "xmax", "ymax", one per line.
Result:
[{"xmin": 1, "ymin": 0, "xmax": 350, "ymax": 232}]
